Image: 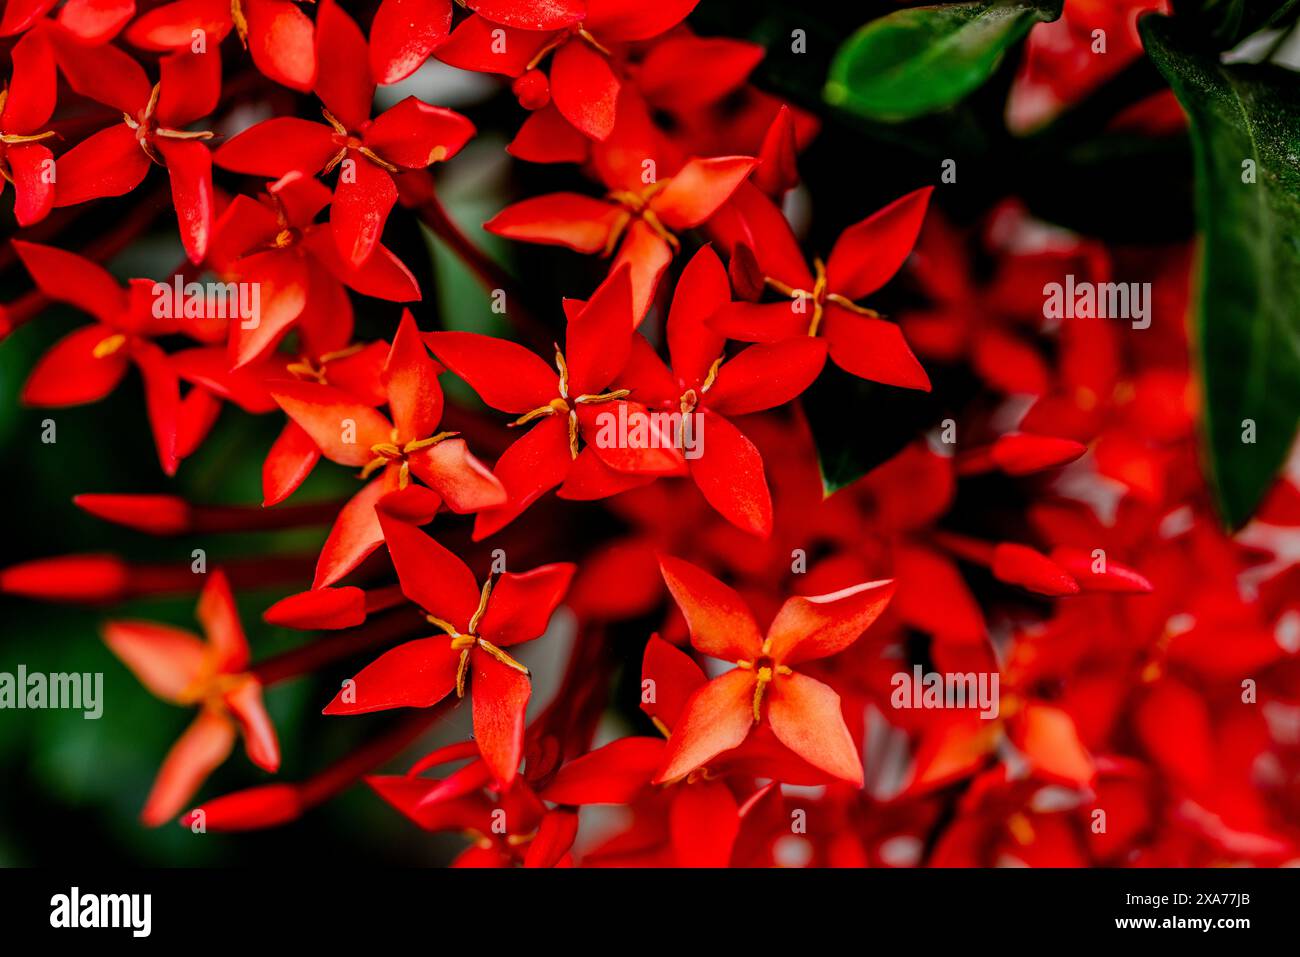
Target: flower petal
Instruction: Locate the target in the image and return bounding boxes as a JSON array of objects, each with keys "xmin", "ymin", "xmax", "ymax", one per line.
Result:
[
  {"xmin": 477, "ymin": 562, "xmax": 575, "ymax": 647},
  {"xmin": 654, "ymin": 669, "xmax": 756, "ymax": 783},
  {"xmin": 825, "ymin": 186, "xmax": 932, "ymax": 300},
  {"xmin": 141, "ymin": 708, "xmax": 236, "ymax": 826},
  {"xmin": 766, "ymin": 578, "xmax": 894, "ymax": 665},
  {"xmin": 766, "ymin": 672, "xmax": 862, "ymax": 784},
  {"xmin": 658, "ymin": 555, "xmax": 763, "ymax": 662},
  {"xmin": 471, "ymin": 648, "xmax": 531, "ymax": 786},
  {"xmin": 323, "ymin": 636, "xmax": 459, "ymax": 713}
]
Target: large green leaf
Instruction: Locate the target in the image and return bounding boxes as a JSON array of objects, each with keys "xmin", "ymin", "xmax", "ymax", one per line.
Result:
[
  {"xmin": 1143, "ymin": 16, "xmax": 1300, "ymax": 528},
  {"xmin": 824, "ymin": 0, "xmax": 1062, "ymax": 122}
]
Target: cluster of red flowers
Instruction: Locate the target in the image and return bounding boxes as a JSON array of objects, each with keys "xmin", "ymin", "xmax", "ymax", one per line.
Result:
[{"xmin": 2, "ymin": 0, "xmax": 1298, "ymax": 867}]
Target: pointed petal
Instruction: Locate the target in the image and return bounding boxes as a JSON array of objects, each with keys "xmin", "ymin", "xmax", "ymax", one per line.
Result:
[
  {"xmin": 666, "ymin": 245, "xmax": 729, "ymax": 386},
  {"xmin": 370, "ymin": 0, "xmax": 452, "ymax": 84},
  {"xmin": 384, "ymin": 310, "xmax": 443, "ymax": 439},
  {"xmin": 566, "ymin": 263, "xmax": 633, "ymax": 394},
  {"xmin": 270, "ymin": 380, "xmax": 392, "ymax": 466},
  {"xmin": 406, "ymin": 439, "xmax": 507, "ymax": 513},
  {"xmin": 141, "ymin": 709, "xmax": 236, "ymax": 826},
  {"xmin": 659, "ymin": 555, "xmax": 763, "ymax": 661},
  {"xmin": 550, "ymin": 39, "xmax": 619, "ymax": 141},
  {"xmin": 641, "ymin": 634, "xmax": 707, "ymax": 730},
  {"xmin": 704, "ymin": 338, "xmax": 826, "ymax": 416},
  {"xmin": 463, "ymin": 0, "xmax": 581, "ymax": 30},
  {"xmin": 507, "ymin": 104, "xmax": 589, "ymax": 163},
  {"xmin": 423, "ymin": 331, "xmax": 556, "ymax": 413},
  {"xmin": 686, "ymin": 411, "xmax": 771, "ymax": 536},
  {"xmin": 822, "ymin": 305, "xmax": 930, "ymax": 391},
  {"xmin": 471, "ymin": 416, "xmax": 571, "ymax": 539},
  {"xmin": 156, "ymin": 48, "xmax": 221, "ymax": 127},
  {"xmin": 125, "ymin": 0, "xmax": 229, "ymax": 50},
  {"xmin": 2, "ymin": 28, "xmax": 56, "ymax": 131},
  {"xmin": 223, "ymin": 676, "xmax": 280, "ymax": 771},
  {"xmin": 654, "ymin": 669, "xmax": 756, "ymax": 783},
  {"xmin": 584, "ymin": 0, "xmax": 698, "ymax": 40},
  {"xmin": 51, "ymin": 124, "xmax": 151, "ymax": 207},
  {"xmin": 471, "ymin": 649, "xmax": 530, "ymax": 786},
  {"xmin": 155, "ymin": 138, "xmax": 213, "ymax": 264},
  {"xmin": 477, "ymin": 563, "xmax": 575, "ymax": 647},
  {"xmin": 131, "ymin": 340, "xmax": 181, "ymax": 475},
  {"xmin": 542, "ymin": 737, "xmax": 664, "ymax": 804},
  {"xmin": 651, "ymin": 156, "xmax": 756, "ymax": 231},
  {"xmin": 365, "ymin": 96, "xmax": 474, "ymax": 168},
  {"xmin": 767, "ymin": 579, "xmax": 894, "ymax": 665},
  {"xmin": 766, "ymin": 672, "xmax": 862, "ymax": 784},
  {"xmin": 825, "ymin": 186, "xmax": 932, "ymax": 300},
  {"xmin": 12, "ymin": 240, "xmax": 126, "ymax": 324},
  {"xmin": 376, "ymin": 511, "xmax": 480, "ymax": 624},
  {"xmin": 196, "ymin": 569, "xmax": 249, "ymax": 671},
  {"xmin": 313, "ymin": 0, "xmax": 375, "ymax": 130},
  {"xmin": 214, "ymin": 118, "xmax": 338, "ymax": 177},
  {"xmin": 331, "ymin": 157, "xmax": 397, "ymax": 267},
  {"xmin": 264, "ymin": 586, "xmax": 367, "ymax": 630},
  {"xmin": 20, "ymin": 326, "xmax": 129, "ymax": 406},
  {"xmin": 246, "ymin": 0, "xmax": 317, "ymax": 91},
  {"xmin": 483, "ymin": 193, "xmax": 620, "ymax": 254},
  {"xmin": 607, "ymin": 219, "xmax": 672, "ymax": 326},
  {"xmin": 101, "ymin": 619, "xmax": 206, "ymax": 702},
  {"xmin": 262, "ymin": 420, "xmax": 321, "ymax": 506},
  {"xmin": 312, "ymin": 477, "xmax": 391, "ymax": 588},
  {"xmin": 323, "ymin": 636, "xmax": 459, "ymax": 713}
]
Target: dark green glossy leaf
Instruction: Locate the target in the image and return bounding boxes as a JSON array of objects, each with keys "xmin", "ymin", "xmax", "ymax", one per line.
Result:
[
  {"xmin": 825, "ymin": 0, "xmax": 1062, "ymax": 122},
  {"xmin": 1143, "ymin": 15, "xmax": 1300, "ymax": 527}
]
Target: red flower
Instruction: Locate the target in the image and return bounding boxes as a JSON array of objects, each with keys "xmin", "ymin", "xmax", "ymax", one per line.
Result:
[
  {"xmin": 484, "ymin": 153, "xmax": 755, "ymax": 323},
  {"xmin": 711, "ymin": 185, "xmax": 934, "ymax": 390},
  {"xmin": 101, "ymin": 569, "xmax": 279, "ymax": 825},
  {"xmin": 654, "ymin": 556, "xmax": 894, "ymax": 784},
  {"xmin": 271, "ymin": 311, "xmax": 505, "ymax": 587},
  {"xmin": 13, "ymin": 240, "xmax": 226, "ymax": 474},
  {"xmin": 0, "ymin": 28, "xmax": 57, "ymax": 225},
  {"xmin": 325, "ymin": 514, "xmax": 575, "ymax": 786},
  {"xmin": 51, "ymin": 43, "xmax": 219, "ymax": 263},
  {"xmin": 426, "ymin": 265, "xmax": 687, "ymax": 539},
  {"xmin": 609, "ymin": 245, "xmax": 826, "ymax": 535},
  {"xmin": 126, "ymin": 0, "xmax": 317, "ymax": 91},
  {"xmin": 437, "ymin": 0, "xmax": 697, "ymax": 141},
  {"xmin": 208, "ymin": 170, "xmax": 420, "ymax": 368},
  {"xmin": 215, "ymin": 0, "xmax": 474, "ymax": 267}
]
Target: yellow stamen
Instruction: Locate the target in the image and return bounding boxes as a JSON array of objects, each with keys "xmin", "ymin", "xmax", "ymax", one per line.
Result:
[{"xmin": 92, "ymin": 334, "xmax": 127, "ymax": 359}]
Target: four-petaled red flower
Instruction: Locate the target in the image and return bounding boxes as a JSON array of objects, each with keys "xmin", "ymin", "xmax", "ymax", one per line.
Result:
[
  {"xmin": 215, "ymin": 0, "xmax": 475, "ymax": 267},
  {"xmin": 272, "ymin": 310, "xmax": 506, "ymax": 587},
  {"xmin": 102, "ymin": 569, "xmax": 279, "ymax": 825},
  {"xmin": 325, "ymin": 513, "xmax": 575, "ymax": 787},
  {"xmin": 655, "ymin": 556, "xmax": 895, "ymax": 785}
]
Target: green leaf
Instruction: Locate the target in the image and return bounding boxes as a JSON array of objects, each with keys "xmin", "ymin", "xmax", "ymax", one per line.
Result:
[
  {"xmin": 1143, "ymin": 15, "xmax": 1300, "ymax": 528},
  {"xmin": 824, "ymin": 0, "xmax": 1062, "ymax": 122}
]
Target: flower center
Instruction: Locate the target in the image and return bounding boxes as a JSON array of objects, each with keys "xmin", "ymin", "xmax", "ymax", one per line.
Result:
[
  {"xmin": 422, "ymin": 578, "xmax": 530, "ymax": 697},
  {"xmin": 509, "ymin": 346, "xmax": 630, "ymax": 459},
  {"xmin": 604, "ymin": 179, "xmax": 678, "ymax": 256},
  {"xmin": 359, "ymin": 428, "xmax": 460, "ymax": 488},
  {"xmin": 735, "ymin": 640, "xmax": 793, "ymax": 722},
  {"xmin": 321, "ymin": 108, "xmax": 399, "ymax": 174},
  {"xmin": 122, "ymin": 84, "xmax": 215, "ymax": 166},
  {"xmin": 763, "ymin": 257, "xmax": 881, "ymax": 336}
]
